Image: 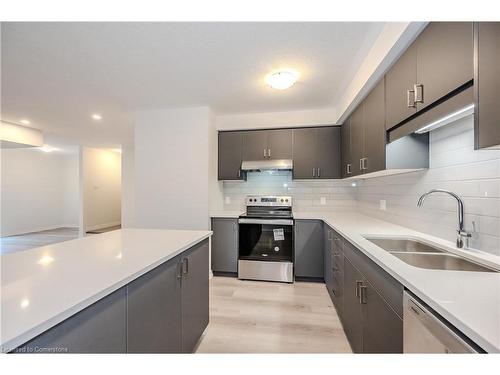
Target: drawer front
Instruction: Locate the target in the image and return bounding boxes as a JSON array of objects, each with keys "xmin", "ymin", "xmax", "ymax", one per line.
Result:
[{"xmin": 342, "ymin": 240, "xmax": 403, "ymax": 318}]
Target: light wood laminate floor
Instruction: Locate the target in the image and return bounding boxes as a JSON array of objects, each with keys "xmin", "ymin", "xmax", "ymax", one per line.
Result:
[
  {"xmin": 196, "ymin": 276, "xmax": 352, "ymax": 353},
  {"xmin": 0, "ymin": 227, "xmax": 79, "ymax": 254}
]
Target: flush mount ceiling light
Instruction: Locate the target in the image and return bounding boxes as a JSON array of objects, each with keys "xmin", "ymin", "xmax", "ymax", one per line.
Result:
[
  {"xmin": 91, "ymin": 113, "xmax": 102, "ymax": 121},
  {"xmin": 266, "ymin": 70, "xmax": 299, "ymax": 90},
  {"xmin": 19, "ymin": 119, "xmax": 31, "ymax": 125}
]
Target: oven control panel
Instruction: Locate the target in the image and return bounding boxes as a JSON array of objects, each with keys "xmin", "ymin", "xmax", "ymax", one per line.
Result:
[{"xmin": 245, "ymin": 195, "xmax": 292, "ymax": 207}]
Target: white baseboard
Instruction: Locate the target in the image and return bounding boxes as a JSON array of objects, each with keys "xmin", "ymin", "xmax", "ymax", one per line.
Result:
[{"xmin": 85, "ymin": 221, "xmax": 121, "ymax": 232}]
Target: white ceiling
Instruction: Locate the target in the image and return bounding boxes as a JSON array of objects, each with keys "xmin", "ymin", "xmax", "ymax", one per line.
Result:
[{"xmin": 1, "ymin": 22, "xmax": 385, "ymax": 147}]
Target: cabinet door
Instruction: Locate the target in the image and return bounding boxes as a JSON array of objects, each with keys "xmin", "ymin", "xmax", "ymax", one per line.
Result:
[
  {"xmin": 292, "ymin": 128, "xmax": 317, "ymax": 179},
  {"xmin": 16, "ymin": 287, "xmax": 127, "ymax": 353},
  {"xmin": 317, "ymin": 126, "xmax": 341, "ymax": 179},
  {"xmin": 362, "ymin": 281, "xmax": 403, "ymax": 353},
  {"xmin": 363, "ymin": 79, "xmax": 386, "ymax": 174},
  {"xmin": 294, "ymin": 220, "xmax": 324, "ymax": 278},
  {"xmin": 385, "ymin": 43, "xmax": 417, "ymax": 129},
  {"xmin": 243, "ymin": 130, "xmax": 269, "ymax": 161},
  {"xmin": 323, "ymin": 225, "xmax": 333, "ymax": 288},
  {"xmin": 218, "ymin": 132, "xmax": 243, "ymax": 180},
  {"xmin": 342, "ymin": 257, "xmax": 363, "ymax": 353},
  {"xmin": 267, "ymin": 129, "xmax": 292, "ymax": 160},
  {"xmin": 474, "ymin": 22, "xmax": 500, "ymax": 149},
  {"xmin": 127, "ymin": 257, "xmax": 182, "ymax": 353},
  {"xmin": 341, "ymin": 119, "xmax": 352, "ymax": 178},
  {"xmin": 211, "ymin": 218, "xmax": 238, "ymax": 274},
  {"xmin": 349, "ymin": 105, "xmax": 364, "ymax": 176},
  {"xmin": 416, "ymin": 22, "xmax": 473, "ymax": 111},
  {"xmin": 181, "ymin": 240, "xmax": 210, "ymax": 353}
]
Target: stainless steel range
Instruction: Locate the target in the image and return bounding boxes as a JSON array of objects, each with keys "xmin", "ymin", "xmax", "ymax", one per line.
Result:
[{"xmin": 238, "ymin": 195, "xmax": 294, "ymax": 283}]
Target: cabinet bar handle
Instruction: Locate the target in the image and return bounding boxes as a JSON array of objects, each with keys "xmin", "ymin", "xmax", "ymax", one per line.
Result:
[
  {"xmin": 237, "ymin": 169, "xmax": 241, "ymax": 178},
  {"xmin": 407, "ymin": 89, "xmax": 416, "ymax": 108},
  {"xmin": 414, "ymin": 83, "xmax": 424, "ymax": 104},
  {"xmin": 317, "ymin": 168, "xmax": 321, "ymax": 177},
  {"xmin": 359, "ymin": 285, "xmax": 367, "ymax": 304},
  {"xmin": 264, "ymin": 149, "xmax": 267, "ymax": 158},
  {"xmin": 182, "ymin": 258, "xmax": 189, "ymax": 275},
  {"xmin": 355, "ymin": 280, "xmax": 363, "ymax": 298},
  {"xmin": 312, "ymin": 168, "xmax": 316, "ymax": 177},
  {"xmin": 268, "ymin": 148, "xmax": 271, "ymax": 158},
  {"xmin": 347, "ymin": 164, "xmax": 351, "ymax": 174},
  {"xmin": 359, "ymin": 158, "xmax": 363, "ymax": 171}
]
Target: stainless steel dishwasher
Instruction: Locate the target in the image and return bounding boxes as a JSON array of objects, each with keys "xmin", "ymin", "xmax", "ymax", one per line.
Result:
[{"xmin": 403, "ymin": 291, "xmax": 479, "ymax": 353}]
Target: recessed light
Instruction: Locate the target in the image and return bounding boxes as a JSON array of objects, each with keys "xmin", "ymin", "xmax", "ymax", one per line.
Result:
[
  {"xmin": 266, "ymin": 69, "xmax": 299, "ymax": 90},
  {"xmin": 38, "ymin": 255, "xmax": 55, "ymax": 266},
  {"xmin": 91, "ymin": 114, "xmax": 102, "ymax": 121},
  {"xmin": 20, "ymin": 298, "xmax": 30, "ymax": 309},
  {"xmin": 19, "ymin": 119, "xmax": 31, "ymax": 125},
  {"xmin": 39, "ymin": 145, "xmax": 57, "ymax": 153}
]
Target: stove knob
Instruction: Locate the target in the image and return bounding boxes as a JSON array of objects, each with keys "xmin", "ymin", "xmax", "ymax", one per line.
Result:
[
  {"xmin": 285, "ymin": 199, "xmax": 289, "ymax": 202},
  {"xmin": 281, "ymin": 199, "xmax": 284, "ymax": 202}
]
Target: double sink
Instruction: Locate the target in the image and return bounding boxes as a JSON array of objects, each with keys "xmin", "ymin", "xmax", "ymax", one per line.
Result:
[{"xmin": 365, "ymin": 237, "xmax": 498, "ymax": 273}]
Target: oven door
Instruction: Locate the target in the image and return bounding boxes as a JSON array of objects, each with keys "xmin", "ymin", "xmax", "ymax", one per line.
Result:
[{"xmin": 238, "ymin": 218, "xmax": 294, "ymax": 262}]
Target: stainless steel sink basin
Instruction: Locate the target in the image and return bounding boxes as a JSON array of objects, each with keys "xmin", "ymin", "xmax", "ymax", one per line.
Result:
[
  {"xmin": 365, "ymin": 237, "xmax": 498, "ymax": 273},
  {"xmin": 391, "ymin": 253, "xmax": 496, "ymax": 272},
  {"xmin": 367, "ymin": 238, "xmax": 444, "ymax": 253}
]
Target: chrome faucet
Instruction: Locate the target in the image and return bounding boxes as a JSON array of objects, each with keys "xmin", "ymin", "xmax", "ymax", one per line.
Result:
[{"xmin": 417, "ymin": 189, "xmax": 472, "ymax": 249}]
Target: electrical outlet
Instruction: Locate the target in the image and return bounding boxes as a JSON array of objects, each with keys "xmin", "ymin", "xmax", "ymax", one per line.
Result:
[
  {"xmin": 224, "ymin": 196, "xmax": 231, "ymax": 205},
  {"xmin": 379, "ymin": 200, "xmax": 387, "ymax": 211},
  {"xmin": 320, "ymin": 197, "xmax": 327, "ymax": 205}
]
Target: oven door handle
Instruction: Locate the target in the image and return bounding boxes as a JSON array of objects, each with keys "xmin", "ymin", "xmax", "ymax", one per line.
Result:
[{"xmin": 238, "ymin": 218, "xmax": 294, "ymax": 226}]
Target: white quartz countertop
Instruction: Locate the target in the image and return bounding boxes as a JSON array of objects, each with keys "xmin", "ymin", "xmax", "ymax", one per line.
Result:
[
  {"xmin": 294, "ymin": 212, "xmax": 500, "ymax": 353},
  {"xmin": 0, "ymin": 228, "xmax": 212, "ymax": 352}
]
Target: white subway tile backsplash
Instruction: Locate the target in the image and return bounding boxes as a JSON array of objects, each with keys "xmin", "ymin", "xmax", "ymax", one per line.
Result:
[{"xmin": 357, "ymin": 116, "xmax": 500, "ymax": 256}]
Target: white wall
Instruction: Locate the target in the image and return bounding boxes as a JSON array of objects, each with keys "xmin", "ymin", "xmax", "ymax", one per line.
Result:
[
  {"xmin": 1, "ymin": 148, "xmax": 79, "ymax": 236},
  {"xmin": 82, "ymin": 147, "xmax": 122, "ymax": 231},
  {"xmin": 216, "ymin": 107, "xmax": 338, "ymax": 130},
  {"xmin": 356, "ymin": 115, "xmax": 500, "ymax": 257},
  {"xmin": 134, "ymin": 106, "xmax": 216, "ymax": 230},
  {"xmin": 121, "ymin": 143, "xmax": 135, "ymax": 228}
]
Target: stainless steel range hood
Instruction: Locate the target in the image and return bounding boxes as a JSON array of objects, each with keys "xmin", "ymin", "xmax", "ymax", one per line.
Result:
[{"xmin": 241, "ymin": 159, "xmax": 293, "ymax": 171}]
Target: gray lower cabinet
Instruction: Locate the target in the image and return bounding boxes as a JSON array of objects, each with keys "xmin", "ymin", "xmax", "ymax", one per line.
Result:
[
  {"xmin": 211, "ymin": 218, "xmax": 238, "ymax": 274},
  {"xmin": 323, "ymin": 225, "xmax": 333, "ymax": 292},
  {"xmin": 15, "ymin": 287, "xmax": 127, "ymax": 353},
  {"xmin": 15, "ymin": 239, "xmax": 209, "ymax": 354},
  {"xmin": 218, "ymin": 131, "xmax": 244, "ymax": 180},
  {"xmin": 181, "ymin": 240, "xmax": 210, "ymax": 353},
  {"xmin": 474, "ymin": 22, "xmax": 500, "ymax": 150},
  {"xmin": 341, "ymin": 240, "xmax": 403, "ymax": 353},
  {"xmin": 294, "ymin": 220, "xmax": 324, "ymax": 279},
  {"xmin": 127, "ymin": 255, "xmax": 182, "ymax": 353}
]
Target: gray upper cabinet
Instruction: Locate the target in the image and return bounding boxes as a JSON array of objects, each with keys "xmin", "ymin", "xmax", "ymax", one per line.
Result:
[
  {"xmin": 218, "ymin": 132, "xmax": 244, "ymax": 180},
  {"xmin": 267, "ymin": 129, "xmax": 293, "ymax": 159},
  {"xmin": 416, "ymin": 22, "xmax": 473, "ymax": 111},
  {"xmin": 341, "ymin": 118, "xmax": 352, "ymax": 178},
  {"xmin": 181, "ymin": 240, "xmax": 210, "ymax": 353},
  {"xmin": 362, "ymin": 79, "xmax": 386, "ymax": 174},
  {"xmin": 242, "ymin": 129, "xmax": 292, "ymax": 161},
  {"xmin": 292, "ymin": 126, "xmax": 341, "ymax": 179},
  {"xmin": 385, "ymin": 43, "xmax": 417, "ymax": 129},
  {"xmin": 294, "ymin": 220, "xmax": 324, "ymax": 278},
  {"xmin": 385, "ymin": 22, "xmax": 473, "ymax": 130},
  {"xmin": 349, "ymin": 105, "xmax": 365, "ymax": 177},
  {"xmin": 474, "ymin": 22, "xmax": 500, "ymax": 150},
  {"xmin": 16, "ymin": 287, "xmax": 127, "ymax": 353},
  {"xmin": 127, "ymin": 256, "xmax": 182, "ymax": 353},
  {"xmin": 211, "ymin": 218, "xmax": 238, "ymax": 274},
  {"xmin": 317, "ymin": 127, "xmax": 341, "ymax": 179},
  {"xmin": 243, "ymin": 130, "xmax": 269, "ymax": 161},
  {"xmin": 292, "ymin": 128, "xmax": 317, "ymax": 179}
]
